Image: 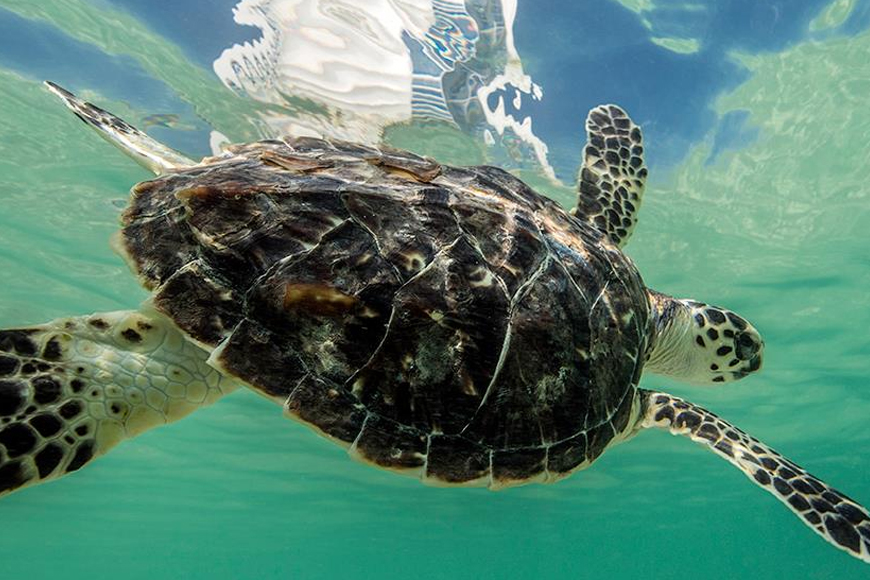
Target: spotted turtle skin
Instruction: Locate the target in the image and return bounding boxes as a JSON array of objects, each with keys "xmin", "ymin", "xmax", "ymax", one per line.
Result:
[{"xmin": 121, "ymin": 137, "xmax": 652, "ymax": 487}]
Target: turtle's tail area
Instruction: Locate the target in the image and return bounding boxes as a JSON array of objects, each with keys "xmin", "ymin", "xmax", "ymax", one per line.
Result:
[
  {"xmin": 637, "ymin": 389, "xmax": 870, "ymax": 563},
  {"xmin": 43, "ymin": 81, "xmax": 195, "ymax": 175},
  {"xmin": 0, "ymin": 309, "xmax": 237, "ymax": 498}
]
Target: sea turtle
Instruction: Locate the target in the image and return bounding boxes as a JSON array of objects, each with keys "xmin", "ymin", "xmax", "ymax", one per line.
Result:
[{"xmin": 0, "ymin": 82, "xmax": 868, "ymax": 563}]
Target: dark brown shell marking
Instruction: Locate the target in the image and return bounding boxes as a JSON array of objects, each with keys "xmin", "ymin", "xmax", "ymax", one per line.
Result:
[{"xmin": 121, "ymin": 137, "xmax": 652, "ymax": 486}]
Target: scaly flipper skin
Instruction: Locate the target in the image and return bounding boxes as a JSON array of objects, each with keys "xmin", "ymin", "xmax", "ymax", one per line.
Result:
[
  {"xmin": 0, "ymin": 309, "xmax": 236, "ymax": 496},
  {"xmin": 639, "ymin": 389, "xmax": 870, "ymax": 564},
  {"xmin": 44, "ymin": 81, "xmax": 194, "ymax": 175},
  {"xmin": 573, "ymin": 104, "xmax": 647, "ymax": 247}
]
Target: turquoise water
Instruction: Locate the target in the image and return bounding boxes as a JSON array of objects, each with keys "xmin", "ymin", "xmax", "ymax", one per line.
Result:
[{"xmin": 2, "ymin": 1, "xmax": 870, "ymax": 578}]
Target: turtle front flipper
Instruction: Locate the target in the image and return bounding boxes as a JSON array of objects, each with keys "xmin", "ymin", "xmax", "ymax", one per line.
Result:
[
  {"xmin": 0, "ymin": 309, "xmax": 237, "ymax": 497},
  {"xmin": 44, "ymin": 81, "xmax": 195, "ymax": 175},
  {"xmin": 572, "ymin": 104, "xmax": 647, "ymax": 247},
  {"xmin": 638, "ymin": 389, "xmax": 870, "ymax": 563},
  {"xmin": 645, "ymin": 290, "xmax": 764, "ymax": 384}
]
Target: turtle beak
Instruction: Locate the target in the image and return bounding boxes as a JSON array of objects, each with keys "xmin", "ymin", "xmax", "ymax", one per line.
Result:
[
  {"xmin": 736, "ymin": 331, "xmax": 762, "ymax": 361},
  {"xmin": 732, "ymin": 330, "xmax": 763, "ymax": 380}
]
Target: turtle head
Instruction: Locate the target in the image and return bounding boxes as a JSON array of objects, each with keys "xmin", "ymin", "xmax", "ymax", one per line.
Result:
[{"xmin": 646, "ymin": 291, "xmax": 764, "ymax": 385}]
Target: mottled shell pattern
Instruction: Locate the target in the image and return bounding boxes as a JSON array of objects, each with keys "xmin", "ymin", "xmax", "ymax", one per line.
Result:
[{"xmin": 121, "ymin": 137, "xmax": 652, "ymax": 487}]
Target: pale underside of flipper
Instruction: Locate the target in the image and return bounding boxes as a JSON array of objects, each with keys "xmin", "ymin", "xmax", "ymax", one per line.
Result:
[
  {"xmin": 44, "ymin": 81, "xmax": 195, "ymax": 175},
  {"xmin": 639, "ymin": 389, "xmax": 870, "ymax": 564},
  {"xmin": 573, "ymin": 104, "xmax": 647, "ymax": 247},
  {"xmin": 0, "ymin": 309, "xmax": 237, "ymax": 497}
]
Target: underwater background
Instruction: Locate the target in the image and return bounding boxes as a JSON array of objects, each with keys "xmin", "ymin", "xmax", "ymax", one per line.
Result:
[{"xmin": 1, "ymin": 0, "xmax": 870, "ymax": 578}]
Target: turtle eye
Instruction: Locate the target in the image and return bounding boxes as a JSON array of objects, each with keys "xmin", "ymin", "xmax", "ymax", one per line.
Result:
[{"xmin": 735, "ymin": 332, "xmax": 761, "ymax": 360}]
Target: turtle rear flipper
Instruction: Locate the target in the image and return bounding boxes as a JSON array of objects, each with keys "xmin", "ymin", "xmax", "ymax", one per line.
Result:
[
  {"xmin": 0, "ymin": 309, "xmax": 236, "ymax": 497},
  {"xmin": 639, "ymin": 389, "xmax": 870, "ymax": 563},
  {"xmin": 573, "ymin": 104, "xmax": 647, "ymax": 247},
  {"xmin": 44, "ymin": 81, "xmax": 195, "ymax": 175}
]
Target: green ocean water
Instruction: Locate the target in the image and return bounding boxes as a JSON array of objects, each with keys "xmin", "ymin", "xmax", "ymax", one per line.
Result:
[{"xmin": 1, "ymin": 2, "xmax": 870, "ymax": 579}]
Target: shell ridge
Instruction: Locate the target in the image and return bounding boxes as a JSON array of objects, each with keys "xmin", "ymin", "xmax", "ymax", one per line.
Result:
[
  {"xmin": 339, "ymin": 196, "xmax": 405, "ymax": 284},
  {"xmin": 541, "ymin": 237, "xmax": 590, "ymax": 304},
  {"xmin": 340, "ymin": 234, "xmax": 464, "ymax": 393},
  {"xmin": 457, "ymin": 253, "xmax": 552, "ymax": 437},
  {"xmin": 444, "ymin": 194, "xmax": 512, "ymax": 302},
  {"xmin": 243, "ymin": 216, "xmax": 355, "ymax": 297}
]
